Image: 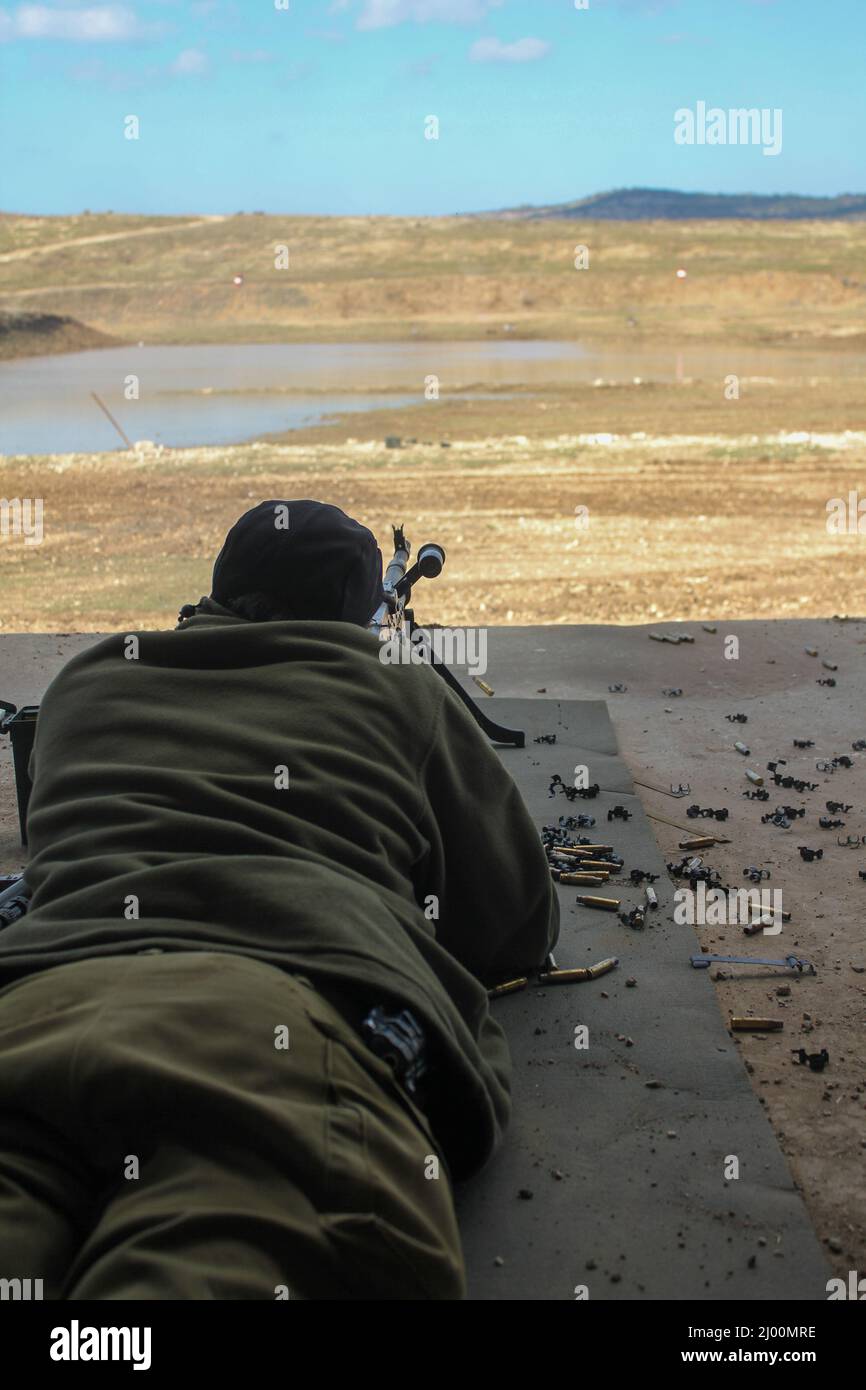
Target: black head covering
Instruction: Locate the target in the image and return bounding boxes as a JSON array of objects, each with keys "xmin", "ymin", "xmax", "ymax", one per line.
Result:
[{"xmin": 211, "ymin": 500, "xmax": 384, "ymax": 625}]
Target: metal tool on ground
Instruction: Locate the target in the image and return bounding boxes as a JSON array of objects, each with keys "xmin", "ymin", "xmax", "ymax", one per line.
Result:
[
  {"xmin": 690, "ymin": 953, "xmax": 815, "ymax": 974},
  {"xmin": 646, "ymin": 810, "xmax": 730, "ymax": 843},
  {"xmin": 633, "ymin": 779, "xmax": 691, "ymax": 799}
]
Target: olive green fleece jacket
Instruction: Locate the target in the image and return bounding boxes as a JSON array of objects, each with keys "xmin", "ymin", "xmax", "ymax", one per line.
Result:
[{"xmin": 0, "ymin": 610, "xmax": 559, "ymax": 1177}]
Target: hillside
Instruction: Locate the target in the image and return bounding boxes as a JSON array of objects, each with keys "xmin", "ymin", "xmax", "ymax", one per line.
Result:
[
  {"xmin": 479, "ymin": 188, "xmax": 866, "ymax": 221},
  {"xmin": 0, "ymin": 310, "xmax": 122, "ymax": 360},
  {"xmin": 0, "ymin": 209, "xmax": 865, "ymax": 352}
]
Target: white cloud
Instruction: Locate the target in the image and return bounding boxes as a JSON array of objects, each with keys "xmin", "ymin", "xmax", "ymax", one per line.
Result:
[
  {"xmin": 170, "ymin": 47, "xmax": 207, "ymax": 75},
  {"xmin": 469, "ymin": 36, "xmax": 551, "ymax": 63},
  {"xmin": 0, "ymin": 4, "xmax": 167, "ymax": 41},
  {"xmin": 355, "ymin": 0, "xmax": 502, "ymax": 31}
]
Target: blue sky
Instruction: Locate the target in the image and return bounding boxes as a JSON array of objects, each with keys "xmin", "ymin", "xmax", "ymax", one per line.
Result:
[{"xmin": 1, "ymin": 0, "xmax": 863, "ymax": 215}]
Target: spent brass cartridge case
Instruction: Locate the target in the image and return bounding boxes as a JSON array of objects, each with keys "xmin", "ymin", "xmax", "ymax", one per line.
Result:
[
  {"xmin": 488, "ymin": 977, "xmax": 528, "ymax": 999},
  {"xmin": 679, "ymin": 837, "xmax": 716, "ymax": 850},
  {"xmin": 645, "ymin": 885, "xmax": 658, "ymax": 909},
  {"xmin": 574, "ymin": 894, "xmax": 621, "ymax": 911},
  {"xmin": 735, "ymin": 741, "xmax": 750, "ymax": 755},
  {"xmin": 746, "ymin": 769, "xmax": 764, "ymax": 785},
  {"xmin": 553, "ymin": 871, "xmax": 607, "ymax": 885},
  {"xmin": 730, "ymin": 1017, "xmax": 784, "ymax": 1032},
  {"xmin": 539, "ymin": 957, "xmax": 619, "ymax": 984},
  {"xmin": 556, "ymin": 845, "xmax": 615, "ymax": 856}
]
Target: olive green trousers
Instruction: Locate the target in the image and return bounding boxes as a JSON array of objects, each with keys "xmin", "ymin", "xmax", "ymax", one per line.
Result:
[{"xmin": 0, "ymin": 950, "xmax": 465, "ymax": 1300}]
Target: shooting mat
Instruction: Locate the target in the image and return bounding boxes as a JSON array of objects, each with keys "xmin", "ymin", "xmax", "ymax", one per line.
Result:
[{"xmin": 455, "ymin": 697, "xmax": 829, "ymax": 1301}]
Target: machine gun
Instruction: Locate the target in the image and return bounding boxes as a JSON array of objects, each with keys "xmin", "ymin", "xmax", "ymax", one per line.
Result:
[{"xmin": 369, "ymin": 525, "xmax": 524, "ymax": 749}]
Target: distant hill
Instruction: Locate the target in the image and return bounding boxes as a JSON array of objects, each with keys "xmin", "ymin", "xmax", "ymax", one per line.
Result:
[
  {"xmin": 472, "ymin": 188, "xmax": 866, "ymax": 221},
  {"xmin": 0, "ymin": 311, "xmax": 122, "ymax": 360}
]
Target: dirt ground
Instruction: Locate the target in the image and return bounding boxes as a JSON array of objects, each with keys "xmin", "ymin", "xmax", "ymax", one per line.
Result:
[
  {"xmin": 0, "ymin": 402, "xmax": 864, "ymax": 632},
  {"xmin": 594, "ymin": 620, "xmax": 866, "ymax": 1279}
]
